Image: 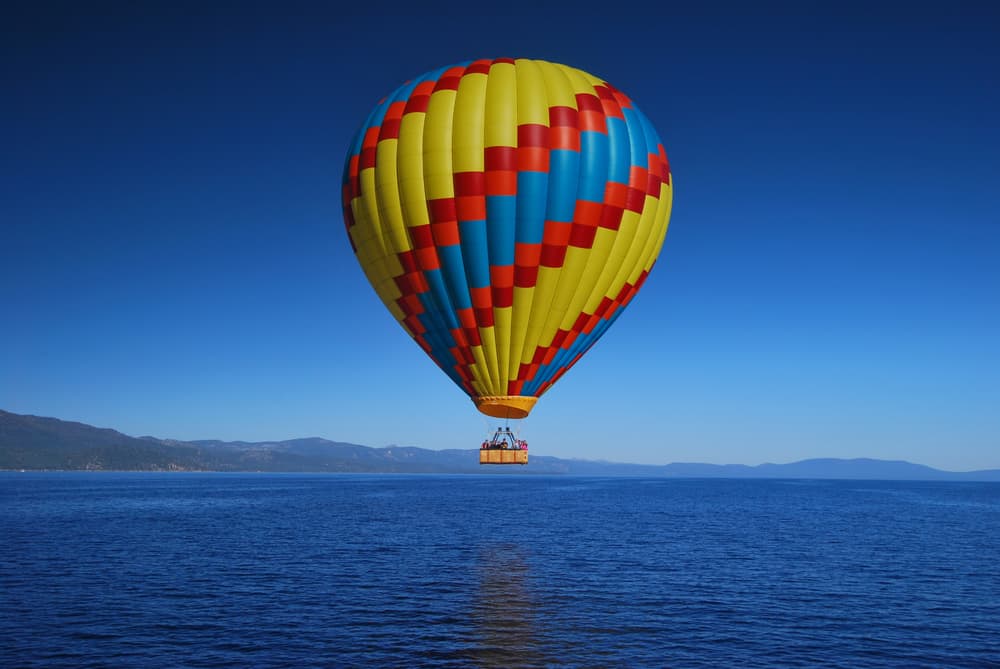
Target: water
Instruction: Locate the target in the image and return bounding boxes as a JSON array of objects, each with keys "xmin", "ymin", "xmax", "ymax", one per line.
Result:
[{"xmin": 2, "ymin": 474, "xmax": 999, "ymax": 668}]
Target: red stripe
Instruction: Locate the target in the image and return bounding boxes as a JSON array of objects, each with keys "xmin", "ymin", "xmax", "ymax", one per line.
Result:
[
  {"xmin": 465, "ymin": 326, "xmax": 482, "ymax": 347},
  {"xmin": 457, "ymin": 308, "xmax": 477, "ymax": 330},
  {"xmin": 599, "ymin": 205, "xmax": 624, "ymax": 231},
  {"xmin": 569, "ymin": 200, "xmax": 602, "ymax": 249},
  {"xmin": 514, "ymin": 265, "xmax": 538, "ymax": 288},
  {"xmin": 578, "ymin": 111, "xmax": 607, "ymax": 133},
  {"xmin": 518, "ymin": 147, "xmax": 549, "ymax": 172},
  {"xmin": 514, "ymin": 242, "xmax": 541, "ymax": 266},
  {"xmin": 604, "ymin": 181, "xmax": 628, "ymax": 206},
  {"xmin": 550, "ymin": 126, "xmax": 580, "ymax": 151},
  {"xmin": 362, "ymin": 126, "xmax": 380, "ymax": 148},
  {"xmin": 399, "ymin": 293, "xmax": 423, "ymax": 315},
  {"xmin": 490, "ymin": 264, "xmax": 514, "ymax": 286},
  {"xmin": 434, "ymin": 75, "xmax": 461, "ymax": 91},
  {"xmin": 416, "ymin": 247, "xmax": 439, "ymax": 271},
  {"xmin": 549, "ymin": 106, "xmax": 578, "ymax": 127},
  {"xmin": 404, "ymin": 94, "xmax": 429, "ymax": 114},
  {"xmin": 612, "ymin": 89, "xmax": 632, "ymax": 109},
  {"xmin": 475, "ymin": 307, "xmax": 494, "ymax": 327},
  {"xmin": 431, "ymin": 220, "xmax": 461, "ymax": 246},
  {"xmin": 384, "ymin": 100, "xmax": 406, "ymax": 120},
  {"xmin": 409, "ymin": 224, "xmax": 434, "ymax": 249},
  {"xmin": 454, "ymin": 172, "xmax": 485, "ymax": 196},
  {"xmin": 575, "ymin": 93, "xmax": 603, "ymax": 113},
  {"xmin": 485, "ymin": 146, "xmax": 517, "ymax": 171},
  {"xmin": 646, "ymin": 169, "xmax": 662, "ymax": 197},
  {"xmin": 470, "ymin": 286, "xmax": 491, "ymax": 309},
  {"xmin": 490, "ymin": 265, "xmax": 514, "ymax": 308},
  {"xmin": 518, "ymin": 124, "xmax": 549, "ymax": 147},
  {"xmin": 485, "ymin": 170, "xmax": 517, "ymax": 196},
  {"xmin": 625, "ymin": 187, "xmax": 646, "ymax": 213},
  {"xmin": 456, "ymin": 197, "xmax": 486, "ymax": 221},
  {"xmin": 541, "ymin": 220, "xmax": 572, "ymax": 246},
  {"xmin": 403, "ymin": 314, "xmax": 425, "ymax": 334},
  {"xmin": 379, "ymin": 118, "xmax": 400, "ymax": 140},
  {"xmin": 394, "ymin": 273, "xmax": 415, "ymax": 296},
  {"xmin": 397, "ymin": 250, "xmax": 418, "ymax": 273},
  {"xmin": 594, "ymin": 85, "xmax": 616, "ymax": 101},
  {"xmin": 540, "ymin": 244, "xmax": 567, "ymax": 267},
  {"xmin": 465, "ymin": 60, "xmax": 492, "ymax": 75},
  {"xmin": 428, "ymin": 198, "xmax": 456, "ymax": 224},
  {"xmin": 359, "ymin": 146, "xmax": 376, "ymax": 170},
  {"xmin": 413, "ymin": 80, "xmax": 436, "ymax": 96},
  {"xmin": 569, "ymin": 223, "xmax": 597, "ymax": 249},
  {"xmin": 492, "ymin": 285, "xmax": 513, "ymax": 308}
]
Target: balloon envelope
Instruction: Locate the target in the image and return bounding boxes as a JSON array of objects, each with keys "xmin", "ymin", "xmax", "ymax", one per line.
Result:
[{"xmin": 342, "ymin": 58, "xmax": 672, "ymax": 418}]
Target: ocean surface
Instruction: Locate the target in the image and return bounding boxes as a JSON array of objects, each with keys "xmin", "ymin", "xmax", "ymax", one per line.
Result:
[{"xmin": 2, "ymin": 474, "xmax": 999, "ymax": 668}]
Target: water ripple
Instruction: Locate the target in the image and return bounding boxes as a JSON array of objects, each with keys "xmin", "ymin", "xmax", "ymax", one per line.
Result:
[{"xmin": 2, "ymin": 474, "xmax": 999, "ymax": 667}]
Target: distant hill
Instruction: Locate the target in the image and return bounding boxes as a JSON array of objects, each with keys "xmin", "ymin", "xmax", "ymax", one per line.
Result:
[{"xmin": 2, "ymin": 409, "xmax": 999, "ymax": 480}]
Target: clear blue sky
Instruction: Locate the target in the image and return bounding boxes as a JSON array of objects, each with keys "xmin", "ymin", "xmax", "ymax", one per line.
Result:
[{"xmin": 3, "ymin": 1, "xmax": 998, "ymax": 470}]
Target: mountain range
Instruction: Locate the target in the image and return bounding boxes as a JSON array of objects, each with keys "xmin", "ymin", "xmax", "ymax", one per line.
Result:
[{"xmin": 2, "ymin": 409, "xmax": 998, "ymax": 480}]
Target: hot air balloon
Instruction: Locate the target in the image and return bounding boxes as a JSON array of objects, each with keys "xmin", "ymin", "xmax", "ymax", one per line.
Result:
[{"xmin": 342, "ymin": 58, "xmax": 672, "ymax": 464}]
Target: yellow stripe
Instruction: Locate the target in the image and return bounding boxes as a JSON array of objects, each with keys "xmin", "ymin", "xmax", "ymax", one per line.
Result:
[
  {"xmin": 397, "ymin": 112, "xmax": 430, "ymax": 229},
  {"xmin": 452, "ymin": 71, "xmax": 487, "ymax": 173},
  {"xmin": 538, "ymin": 61, "xmax": 577, "ymax": 108},
  {"xmin": 559, "ymin": 64, "xmax": 599, "ymax": 101},
  {"xmin": 513, "ymin": 59, "xmax": 548, "ymax": 125},
  {"xmin": 484, "ymin": 61, "xmax": 516, "ymax": 148},
  {"xmin": 519, "ymin": 266, "xmax": 560, "ymax": 366},
  {"xmin": 374, "ymin": 139, "xmax": 413, "ymax": 259},
  {"xmin": 352, "ymin": 167, "xmax": 409, "ymax": 330},
  {"xmin": 602, "ymin": 209, "xmax": 643, "ymax": 302},
  {"xmin": 582, "ymin": 210, "xmax": 641, "ymax": 314},
  {"xmin": 423, "ymin": 89, "xmax": 456, "ymax": 200},
  {"xmin": 562, "ymin": 226, "xmax": 616, "ymax": 328},
  {"xmin": 493, "ymin": 306, "xmax": 512, "ymax": 391},
  {"xmin": 629, "ymin": 187, "xmax": 672, "ymax": 284},
  {"xmin": 649, "ymin": 181, "xmax": 673, "ymax": 263},
  {"xmin": 543, "ymin": 246, "xmax": 589, "ymax": 340}
]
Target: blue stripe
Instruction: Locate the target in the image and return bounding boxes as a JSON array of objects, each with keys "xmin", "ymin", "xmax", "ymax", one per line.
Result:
[
  {"xmin": 437, "ymin": 245, "xmax": 471, "ymax": 310},
  {"xmin": 516, "ymin": 172, "xmax": 547, "ymax": 244},
  {"xmin": 459, "ymin": 219, "xmax": 490, "ymax": 289},
  {"xmin": 605, "ymin": 117, "xmax": 631, "ymax": 185},
  {"xmin": 486, "ymin": 195, "xmax": 516, "ymax": 266},
  {"xmin": 546, "ymin": 149, "xmax": 581, "ymax": 221},
  {"xmin": 622, "ymin": 108, "xmax": 650, "ymax": 170},
  {"xmin": 420, "ymin": 270, "xmax": 459, "ymax": 331},
  {"xmin": 578, "ymin": 131, "xmax": 609, "ymax": 203}
]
